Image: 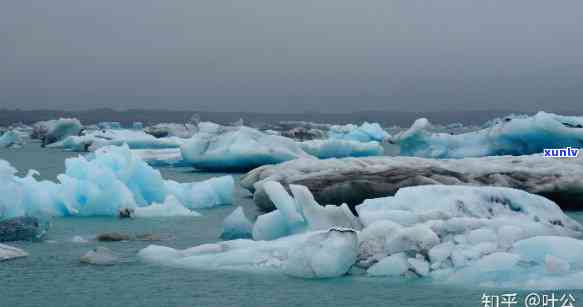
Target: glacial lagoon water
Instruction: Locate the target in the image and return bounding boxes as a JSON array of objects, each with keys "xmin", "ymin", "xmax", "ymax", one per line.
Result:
[{"xmin": 1, "ymin": 144, "xmax": 582, "ymax": 307}]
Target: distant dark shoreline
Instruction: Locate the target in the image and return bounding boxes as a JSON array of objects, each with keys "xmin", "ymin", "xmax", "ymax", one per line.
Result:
[{"xmin": 1, "ymin": 108, "xmax": 579, "ymax": 127}]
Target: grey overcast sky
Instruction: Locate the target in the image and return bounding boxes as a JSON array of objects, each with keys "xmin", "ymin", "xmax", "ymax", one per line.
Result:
[{"xmin": 1, "ymin": 1, "xmax": 583, "ymax": 113}]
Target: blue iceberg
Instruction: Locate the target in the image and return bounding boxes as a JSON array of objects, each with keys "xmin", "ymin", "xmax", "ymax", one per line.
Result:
[
  {"xmin": 394, "ymin": 112, "xmax": 583, "ymax": 158},
  {"xmin": 328, "ymin": 122, "xmax": 390, "ymax": 142},
  {"xmin": 0, "ymin": 145, "xmax": 234, "ymax": 218},
  {"xmin": 220, "ymin": 206, "xmax": 253, "ymax": 240},
  {"xmin": 0, "ymin": 130, "xmax": 25, "ymax": 148},
  {"xmin": 180, "ymin": 124, "xmax": 312, "ymax": 171},
  {"xmin": 180, "ymin": 123, "xmax": 384, "ymax": 171}
]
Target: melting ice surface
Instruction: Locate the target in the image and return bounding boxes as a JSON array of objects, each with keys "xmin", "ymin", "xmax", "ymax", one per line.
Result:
[
  {"xmin": 394, "ymin": 111, "xmax": 583, "ymax": 158},
  {"xmin": 328, "ymin": 122, "xmax": 390, "ymax": 142},
  {"xmin": 0, "ymin": 145, "xmax": 234, "ymax": 218},
  {"xmin": 180, "ymin": 123, "xmax": 384, "ymax": 171},
  {"xmin": 139, "ymin": 184, "xmax": 583, "ymax": 289}
]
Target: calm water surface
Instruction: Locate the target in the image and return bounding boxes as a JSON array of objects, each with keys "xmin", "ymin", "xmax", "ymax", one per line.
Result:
[{"xmin": 1, "ymin": 144, "xmax": 582, "ymax": 307}]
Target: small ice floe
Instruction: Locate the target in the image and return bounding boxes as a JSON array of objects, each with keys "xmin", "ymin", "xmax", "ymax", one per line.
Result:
[
  {"xmin": 80, "ymin": 247, "xmax": 119, "ymax": 266},
  {"xmin": 0, "ymin": 243, "xmax": 28, "ymax": 262}
]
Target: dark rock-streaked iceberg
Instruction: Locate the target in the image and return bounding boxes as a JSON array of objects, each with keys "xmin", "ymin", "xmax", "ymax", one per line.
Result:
[{"xmin": 241, "ymin": 154, "xmax": 583, "ymax": 211}]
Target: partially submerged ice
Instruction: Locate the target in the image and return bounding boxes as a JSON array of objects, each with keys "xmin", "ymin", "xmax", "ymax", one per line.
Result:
[
  {"xmin": 355, "ymin": 185, "xmax": 583, "ymax": 289},
  {"xmin": 138, "ymin": 185, "xmax": 583, "ymax": 287},
  {"xmin": 180, "ymin": 123, "xmax": 383, "ymax": 171},
  {"xmin": 252, "ymin": 181, "xmax": 361, "ymax": 241},
  {"xmin": 80, "ymin": 247, "xmax": 119, "ymax": 265},
  {"xmin": 393, "ymin": 111, "xmax": 583, "ymax": 158},
  {"xmin": 31, "ymin": 118, "xmax": 83, "ymax": 146},
  {"xmin": 0, "ymin": 130, "xmax": 25, "ymax": 148},
  {"xmin": 241, "ymin": 154, "xmax": 583, "ymax": 211},
  {"xmin": 0, "ymin": 145, "xmax": 233, "ymax": 218},
  {"xmin": 0, "ymin": 243, "xmax": 28, "ymax": 262},
  {"xmin": 220, "ymin": 207, "xmax": 253, "ymax": 240},
  {"xmin": 139, "ymin": 228, "xmax": 358, "ymax": 279},
  {"xmin": 49, "ymin": 129, "xmax": 185, "ymax": 152},
  {"xmin": 328, "ymin": 122, "xmax": 390, "ymax": 142},
  {"xmin": 180, "ymin": 124, "xmax": 312, "ymax": 171}
]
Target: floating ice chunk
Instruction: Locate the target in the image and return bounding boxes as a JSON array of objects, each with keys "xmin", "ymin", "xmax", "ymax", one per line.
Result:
[
  {"xmin": 220, "ymin": 207, "xmax": 253, "ymax": 240},
  {"xmin": 356, "ymin": 185, "xmax": 582, "ymax": 237},
  {"xmin": 180, "ymin": 125, "xmax": 312, "ymax": 171},
  {"xmin": 242, "ymin": 153, "xmax": 583, "ymax": 212},
  {"xmin": 0, "ymin": 130, "xmax": 25, "ymax": 148},
  {"xmin": 367, "ymin": 253, "xmax": 410, "ymax": 277},
  {"xmin": 166, "ymin": 175, "xmax": 234, "ymax": 209},
  {"xmin": 80, "ymin": 247, "xmax": 119, "ymax": 265},
  {"xmin": 50, "ymin": 129, "xmax": 185, "ymax": 152},
  {"xmin": 252, "ymin": 181, "xmax": 360, "ymax": 240},
  {"xmin": 0, "ymin": 145, "xmax": 234, "ymax": 218},
  {"xmin": 71, "ymin": 236, "xmax": 89, "ymax": 244},
  {"xmin": 139, "ymin": 228, "xmax": 358, "ymax": 279},
  {"xmin": 32, "ymin": 118, "xmax": 83, "ymax": 145},
  {"xmin": 134, "ymin": 195, "xmax": 201, "ymax": 218},
  {"xmin": 0, "ymin": 243, "xmax": 28, "ymax": 261},
  {"xmin": 394, "ymin": 112, "xmax": 583, "ymax": 158},
  {"xmin": 353, "ymin": 185, "xmax": 583, "ymax": 288},
  {"xmin": 299, "ymin": 140, "xmax": 383, "ymax": 158},
  {"xmin": 328, "ymin": 122, "xmax": 390, "ymax": 142}
]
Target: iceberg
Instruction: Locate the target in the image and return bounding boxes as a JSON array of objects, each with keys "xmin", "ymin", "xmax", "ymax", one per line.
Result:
[
  {"xmin": 393, "ymin": 112, "xmax": 583, "ymax": 158},
  {"xmin": 299, "ymin": 140, "xmax": 384, "ymax": 159},
  {"xmin": 180, "ymin": 123, "xmax": 385, "ymax": 171},
  {"xmin": 328, "ymin": 122, "xmax": 390, "ymax": 142},
  {"xmin": 49, "ymin": 129, "xmax": 185, "ymax": 152},
  {"xmin": 138, "ymin": 228, "xmax": 358, "ymax": 279},
  {"xmin": 354, "ymin": 185, "xmax": 583, "ymax": 289},
  {"xmin": 180, "ymin": 125, "xmax": 312, "ymax": 171},
  {"xmin": 241, "ymin": 154, "xmax": 583, "ymax": 211},
  {"xmin": 252, "ymin": 181, "xmax": 361, "ymax": 241},
  {"xmin": 0, "ymin": 243, "xmax": 28, "ymax": 262},
  {"xmin": 138, "ymin": 184, "xmax": 583, "ymax": 288},
  {"xmin": 0, "ymin": 130, "xmax": 25, "ymax": 148},
  {"xmin": 0, "ymin": 145, "xmax": 234, "ymax": 218},
  {"xmin": 31, "ymin": 118, "xmax": 83, "ymax": 146},
  {"xmin": 220, "ymin": 207, "xmax": 253, "ymax": 240},
  {"xmin": 144, "ymin": 123, "xmax": 197, "ymax": 139}
]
